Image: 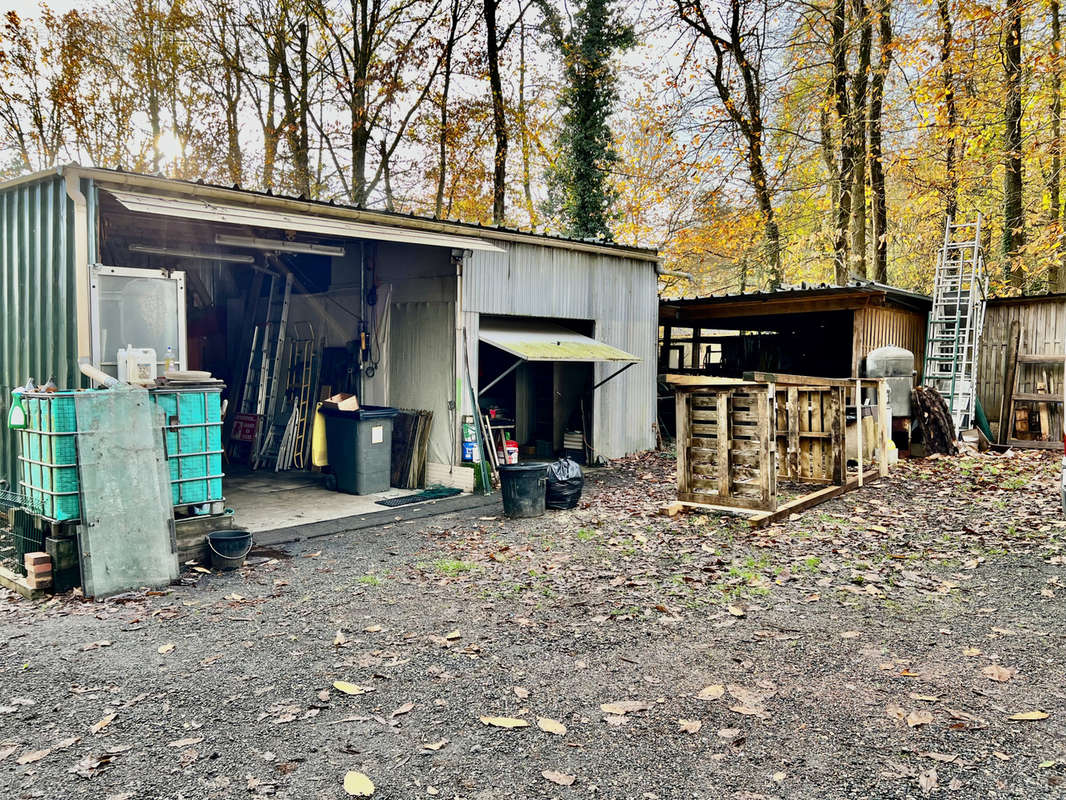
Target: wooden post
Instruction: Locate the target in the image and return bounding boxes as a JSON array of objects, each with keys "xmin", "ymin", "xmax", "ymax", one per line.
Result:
[
  {"xmin": 764, "ymin": 384, "xmax": 777, "ymax": 510},
  {"xmin": 675, "ymin": 390, "xmax": 689, "ymax": 498},
  {"xmin": 876, "ymin": 378, "xmax": 890, "ymax": 476},
  {"xmin": 787, "ymin": 386, "xmax": 800, "ymax": 479},
  {"xmin": 855, "ymin": 379, "xmax": 863, "ymax": 487},
  {"xmin": 717, "ymin": 391, "xmax": 730, "ymax": 499},
  {"xmin": 998, "ymin": 319, "xmax": 1021, "ymax": 443},
  {"xmin": 829, "ymin": 387, "xmax": 845, "ymax": 484},
  {"xmin": 692, "ymin": 327, "xmax": 703, "ymax": 369},
  {"xmin": 660, "ymin": 325, "xmax": 673, "ymax": 370}
]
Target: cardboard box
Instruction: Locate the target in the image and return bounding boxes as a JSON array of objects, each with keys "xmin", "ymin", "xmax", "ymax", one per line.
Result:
[{"xmin": 322, "ymin": 393, "xmax": 360, "ymax": 412}]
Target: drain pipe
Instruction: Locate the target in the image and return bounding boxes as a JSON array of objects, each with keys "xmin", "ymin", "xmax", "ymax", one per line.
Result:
[
  {"xmin": 78, "ymin": 359, "xmax": 122, "ymax": 388},
  {"xmin": 655, "ymin": 263, "xmax": 696, "ymax": 283}
]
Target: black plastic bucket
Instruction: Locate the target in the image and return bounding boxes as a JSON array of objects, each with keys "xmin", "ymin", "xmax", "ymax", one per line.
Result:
[
  {"xmin": 206, "ymin": 529, "xmax": 253, "ymax": 571},
  {"xmin": 497, "ymin": 463, "xmax": 548, "ymax": 518}
]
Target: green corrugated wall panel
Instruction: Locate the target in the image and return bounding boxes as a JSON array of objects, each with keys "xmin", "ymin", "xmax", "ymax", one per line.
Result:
[{"xmin": 0, "ymin": 175, "xmax": 81, "ymax": 495}]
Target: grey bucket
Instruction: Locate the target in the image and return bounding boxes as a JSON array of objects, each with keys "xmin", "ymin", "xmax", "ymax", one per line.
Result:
[{"xmin": 206, "ymin": 529, "xmax": 253, "ymax": 570}]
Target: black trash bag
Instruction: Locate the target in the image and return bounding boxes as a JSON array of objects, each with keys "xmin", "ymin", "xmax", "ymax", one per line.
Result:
[{"xmin": 545, "ymin": 457, "xmax": 584, "ymax": 510}]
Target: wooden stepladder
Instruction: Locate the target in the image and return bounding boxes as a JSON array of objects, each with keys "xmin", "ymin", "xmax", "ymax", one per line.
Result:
[{"xmin": 675, "ymin": 383, "xmax": 776, "ymax": 511}]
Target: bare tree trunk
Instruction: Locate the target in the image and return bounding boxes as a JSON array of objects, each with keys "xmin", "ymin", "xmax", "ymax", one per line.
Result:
[
  {"xmin": 434, "ymin": 0, "xmax": 461, "ymax": 218},
  {"xmin": 1003, "ymin": 0, "xmax": 1025, "ymax": 287},
  {"xmin": 849, "ymin": 0, "xmax": 872, "ymax": 279},
  {"xmin": 485, "ymin": 0, "xmax": 507, "ymax": 224},
  {"xmin": 936, "ymin": 0, "xmax": 957, "ymax": 220},
  {"xmin": 868, "ymin": 0, "xmax": 892, "ymax": 283},
  {"xmin": 831, "ymin": 0, "xmax": 853, "ymax": 283},
  {"xmin": 820, "ymin": 81, "xmax": 841, "ymax": 242},
  {"xmin": 1051, "ymin": 0, "xmax": 1063, "ymax": 291},
  {"xmin": 518, "ymin": 20, "xmax": 537, "ymax": 226}
]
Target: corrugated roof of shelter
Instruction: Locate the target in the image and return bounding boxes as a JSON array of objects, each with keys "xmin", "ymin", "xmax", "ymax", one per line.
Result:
[
  {"xmin": 0, "ymin": 164, "xmax": 660, "ymax": 263},
  {"xmin": 664, "ymin": 278, "xmax": 931, "ymax": 306}
]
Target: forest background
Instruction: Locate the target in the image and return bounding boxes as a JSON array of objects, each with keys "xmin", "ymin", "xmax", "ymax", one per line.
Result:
[{"xmin": 1, "ymin": 0, "xmax": 1060, "ymax": 297}]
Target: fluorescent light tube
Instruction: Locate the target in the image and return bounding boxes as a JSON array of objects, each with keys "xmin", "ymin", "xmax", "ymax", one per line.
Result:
[
  {"xmin": 129, "ymin": 243, "xmax": 255, "ymax": 263},
  {"xmin": 214, "ymin": 233, "xmax": 345, "ymax": 257}
]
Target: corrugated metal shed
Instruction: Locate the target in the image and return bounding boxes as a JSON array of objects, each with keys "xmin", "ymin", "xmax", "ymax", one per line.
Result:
[
  {"xmin": 466, "ymin": 243, "xmax": 658, "ymax": 458},
  {"xmin": 0, "ymin": 175, "xmax": 83, "ymax": 492}
]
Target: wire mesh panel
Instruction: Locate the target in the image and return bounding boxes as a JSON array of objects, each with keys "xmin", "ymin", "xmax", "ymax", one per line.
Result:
[{"xmin": 0, "ymin": 489, "xmax": 45, "ymax": 576}]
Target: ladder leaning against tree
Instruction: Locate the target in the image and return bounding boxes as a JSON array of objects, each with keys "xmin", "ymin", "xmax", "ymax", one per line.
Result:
[{"xmin": 921, "ymin": 213, "xmax": 989, "ymax": 435}]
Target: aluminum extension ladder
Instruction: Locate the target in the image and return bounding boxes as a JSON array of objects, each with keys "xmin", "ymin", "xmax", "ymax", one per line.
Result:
[{"xmin": 922, "ymin": 213, "xmax": 988, "ymax": 434}]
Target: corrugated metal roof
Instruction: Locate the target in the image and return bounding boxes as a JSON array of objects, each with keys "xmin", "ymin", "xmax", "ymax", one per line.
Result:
[
  {"xmin": 0, "ymin": 165, "xmax": 659, "ymax": 263},
  {"xmin": 478, "ymin": 318, "xmax": 639, "ymax": 362},
  {"xmin": 105, "ymin": 187, "xmax": 505, "ymax": 252},
  {"xmin": 665, "ymin": 278, "xmax": 931, "ymax": 306}
]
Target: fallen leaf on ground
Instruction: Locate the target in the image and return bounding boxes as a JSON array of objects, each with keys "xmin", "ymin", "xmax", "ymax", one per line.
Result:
[
  {"xmin": 343, "ymin": 770, "xmax": 375, "ymax": 796},
  {"xmin": 885, "ymin": 704, "xmax": 906, "ymax": 721},
  {"xmin": 537, "ymin": 717, "xmax": 567, "ymax": 735},
  {"xmin": 479, "ymin": 716, "xmax": 529, "ymax": 729},
  {"xmin": 1007, "ymin": 710, "xmax": 1048, "ymax": 721},
  {"xmin": 0, "ymin": 744, "xmax": 17, "ymax": 761},
  {"xmin": 54, "ymin": 736, "xmax": 79, "ymax": 749},
  {"xmin": 908, "ymin": 693, "xmax": 939, "ymax": 703},
  {"xmin": 772, "ymin": 771, "xmax": 786, "ymax": 782},
  {"xmin": 696, "ymin": 685, "xmax": 725, "ymax": 701},
  {"xmin": 167, "ymin": 737, "xmax": 203, "ymax": 748},
  {"xmin": 17, "ymin": 748, "xmax": 50, "ymax": 764},
  {"xmin": 921, "ymin": 752, "xmax": 958, "ymax": 763},
  {"xmin": 919, "ymin": 767, "xmax": 938, "ymax": 795},
  {"xmin": 542, "ymin": 770, "xmax": 576, "ymax": 786},
  {"xmin": 728, "ymin": 705, "xmax": 769, "ymax": 719},
  {"xmin": 982, "ymin": 664, "xmax": 1014, "ymax": 682},
  {"xmin": 443, "ymin": 630, "xmax": 461, "ymax": 641},
  {"xmin": 962, "ymin": 646, "xmax": 981, "ymax": 657},
  {"xmin": 513, "ymin": 686, "xmax": 529, "ymax": 699},
  {"xmin": 90, "ymin": 713, "xmax": 116, "ymax": 734},
  {"xmin": 840, "ymin": 630, "xmax": 861, "ymax": 639},
  {"xmin": 423, "ymin": 739, "xmax": 448, "ymax": 751},
  {"xmin": 717, "ymin": 728, "xmax": 740, "ymax": 738},
  {"xmin": 333, "ymin": 682, "xmax": 372, "ymax": 696},
  {"xmin": 727, "ymin": 605, "xmax": 746, "ymax": 617},
  {"xmin": 906, "ymin": 710, "xmax": 934, "ymax": 728},
  {"xmin": 333, "ymin": 630, "xmax": 347, "ymax": 647},
  {"xmin": 157, "ymin": 643, "xmax": 175, "ymax": 655},
  {"xmin": 603, "ymin": 715, "xmax": 627, "ymax": 726},
  {"xmin": 599, "ymin": 700, "xmax": 651, "ymax": 715},
  {"xmin": 69, "ymin": 752, "xmax": 113, "ymax": 778},
  {"xmin": 391, "ymin": 702, "xmax": 414, "ymax": 718},
  {"xmin": 677, "ymin": 719, "xmax": 702, "ymax": 734},
  {"xmin": 993, "ymin": 751, "xmax": 1013, "ymax": 761},
  {"xmin": 364, "ymin": 625, "xmax": 382, "ymax": 633}
]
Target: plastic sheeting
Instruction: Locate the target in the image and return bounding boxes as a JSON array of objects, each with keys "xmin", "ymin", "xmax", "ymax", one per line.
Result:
[{"xmin": 75, "ymin": 386, "xmax": 178, "ymax": 597}]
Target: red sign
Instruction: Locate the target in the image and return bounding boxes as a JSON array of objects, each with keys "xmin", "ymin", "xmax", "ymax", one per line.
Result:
[{"xmin": 231, "ymin": 413, "xmax": 259, "ymax": 443}]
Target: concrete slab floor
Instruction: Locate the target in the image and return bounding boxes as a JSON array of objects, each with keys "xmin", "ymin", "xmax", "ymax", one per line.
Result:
[{"xmin": 223, "ymin": 469, "xmax": 427, "ymax": 533}]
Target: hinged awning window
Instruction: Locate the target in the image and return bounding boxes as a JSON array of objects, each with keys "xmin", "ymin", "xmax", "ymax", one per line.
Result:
[
  {"xmin": 478, "ymin": 318, "xmax": 639, "ymax": 362},
  {"xmin": 102, "ymin": 188, "xmax": 505, "ymax": 252}
]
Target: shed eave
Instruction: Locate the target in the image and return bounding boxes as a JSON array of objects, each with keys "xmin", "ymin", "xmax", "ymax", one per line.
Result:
[{"xmin": 7, "ymin": 165, "xmax": 660, "ymax": 264}]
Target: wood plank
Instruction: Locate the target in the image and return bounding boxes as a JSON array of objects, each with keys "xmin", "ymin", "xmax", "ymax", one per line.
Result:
[
  {"xmin": 876, "ymin": 378, "xmax": 890, "ymax": 477},
  {"xmin": 829, "ymin": 387, "xmax": 845, "ymax": 484},
  {"xmin": 744, "ymin": 371, "xmax": 856, "ymax": 387},
  {"xmin": 1005, "ymin": 438, "xmax": 1062, "ymax": 450},
  {"xmin": 1011, "ymin": 393, "xmax": 1064, "ymax": 403},
  {"xmin": 665, "ymin": 375, "xmax": 754, "ymax": 386},
  {"xmin": 676, "ymin": 391, "xmax": 690, "ymax": 496},
  {"xmin": 747, "ymin": 485, "xmax": 844, "ymax": 528},
  {"xmin": 717, "ymin": 392, "xmax": 730, "ymax": 499},
  {"xmin": 787, "ymin": 386, "xmax": 800, "ymax": 480},
  {"xmin": 999, "ymin": 319, "xmax": 1021, "ymax": 443},
  {"xmin": 1017, "ymin": 354, "xmax": 1066, "ymax": 363}
]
